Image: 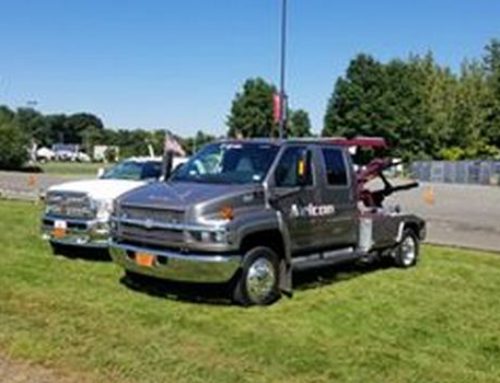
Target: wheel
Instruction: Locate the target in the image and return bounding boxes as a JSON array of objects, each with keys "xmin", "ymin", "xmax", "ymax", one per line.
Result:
[
  {"xmin": 233, "ymin": 247, "xmax": 281, "ymax": 306},
  {"xmin": 394, "ymin": 228, "xmax": 419, "ymax": 268}
]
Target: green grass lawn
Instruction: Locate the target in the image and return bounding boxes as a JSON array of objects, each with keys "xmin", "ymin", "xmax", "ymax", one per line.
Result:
[
  {"xmin": 1, "ymin": 200, "xmax": 500, "ymax": 383},
  {"xmin": 40, "ymin": 162, "xmax": 105, "ymax": 177}
]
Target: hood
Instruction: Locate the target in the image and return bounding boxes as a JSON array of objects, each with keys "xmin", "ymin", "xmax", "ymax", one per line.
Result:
[
  {"xmin": 48, "ymin": 179, "xmax": 145, "ymax": 201},
  {"xmin": 119, "ymin": 182, "xmax": 263, "ymax": 210}
]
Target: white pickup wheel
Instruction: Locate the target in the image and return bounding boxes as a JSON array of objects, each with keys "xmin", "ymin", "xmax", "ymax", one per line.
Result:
[
  {"xmin": 233, "ymin": 247, "xmax": 281, "ymax": 306},
  {"xmin": 395, "ymin": 228, "xmax": 420, "ymax": 268}
]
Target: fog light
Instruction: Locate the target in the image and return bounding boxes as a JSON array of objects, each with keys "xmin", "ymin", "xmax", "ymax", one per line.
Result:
[
  {"xmin": 200, "ymin": 231, "xmax": 211, "ymax": 242},
  {"xmin": 213, "ymin": 231, "xmax": 227, "ymax": 243},
  {"xmin": 76, "ymin": 237, "xmax": 89, "ymax": 245}
]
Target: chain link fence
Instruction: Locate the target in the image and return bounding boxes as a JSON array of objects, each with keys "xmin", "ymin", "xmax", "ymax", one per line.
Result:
[{"xmin": 410, "ymin": 161, "xmax": 500, "ymax": 186}]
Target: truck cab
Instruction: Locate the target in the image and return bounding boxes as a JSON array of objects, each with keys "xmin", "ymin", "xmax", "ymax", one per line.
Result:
[{"xmin": 110, "ymin": 139, "xmax": 425, "ymax": 305}]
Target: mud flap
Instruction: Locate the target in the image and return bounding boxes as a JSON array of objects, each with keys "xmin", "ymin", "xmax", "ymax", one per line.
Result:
[{"xmin": 279, "ymin": 259, "xmax": 293, "ymax": 298}]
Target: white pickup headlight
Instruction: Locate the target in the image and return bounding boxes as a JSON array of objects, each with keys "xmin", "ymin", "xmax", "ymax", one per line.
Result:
[{"xmin": 94, "ymin": 199, "xmax": 114, "ymax": 220}]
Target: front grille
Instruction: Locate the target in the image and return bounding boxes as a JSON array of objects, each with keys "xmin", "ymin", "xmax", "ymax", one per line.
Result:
[
  {"xmin": 116, "ymin": 205, "xmax": 185, "ymax": 247},
  {"xmin": 121, "ymin": 226, "xmax": 184, "ymax": 246},
  {"xmin": 45, "ymin": 191, "xmax": 94, "ymax": 219},
  {"xmin": 121, "ymin": 206, "xmax": 183, "ymax": 224}
]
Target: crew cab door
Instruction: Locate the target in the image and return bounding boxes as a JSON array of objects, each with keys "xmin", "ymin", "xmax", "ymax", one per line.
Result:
[
  {"xmin": 317, "ymin": 146, "xmax": 358, "ymax": 247},
  {"xmin": 268, "ymin": 145, "xmax": 323, "ymax": 253}
]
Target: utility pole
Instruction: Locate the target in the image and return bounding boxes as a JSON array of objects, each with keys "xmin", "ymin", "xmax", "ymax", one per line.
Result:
[{"xmin": 278, "ymin": 0, "xmax": 288, "ymax": 139}]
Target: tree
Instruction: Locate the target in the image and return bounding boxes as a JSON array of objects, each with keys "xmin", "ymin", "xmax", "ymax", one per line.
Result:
[
  {"xmin": 82, "ymin": 125, "xmax": 104, "ymax": 155},
  {"xmin": 404, "ymin": 53, "xmax": 457, "ymax": 158},
  {"xmin": 440, "ymin": 60, "xmax": 496, "ymax": 159},
  {"xmin": 483, "ymin": 39, "xmax": 500, "ymax": 146},
  {"xmin": 323, "ymin": 54, "xmax": 388, "ymax": 138},
  {"xmin": 288, "ymin": 109, "xmax": 312, "ymax": 137},
  {"xmin": 64, "ymin": 113, "xmax": 104, "ymax": 144},
  {"xmin": 183, "ymin": 130, "xmax": 216, "ymax": 154},
  {"xmin": 14, "ymin": 107, "xmax": 49, "ymax": 146},
  {"xmin": 112, "ymin": 129, "xmax": 151, "ymax": 158},
  {"xmin": 0, "ymin": 106, "xmax": 15, "ymax": 125},
  {"xmin": 227, "ymin": 78, "xmax": 277, "ymax": 138},
  {"xmin": 45, "ymin": 114, "xmax": 68, "ymax": 145},
  {"xmin": 323, "ymin": 53, "xmax": 466, "ymax": 160},
  {"xmin": 0, "ymin": 117, "xmax": 29, "ymax": 169},
  {"xmin": 322, "ymin": 54, "xmax": 419, "ymax": 156}
]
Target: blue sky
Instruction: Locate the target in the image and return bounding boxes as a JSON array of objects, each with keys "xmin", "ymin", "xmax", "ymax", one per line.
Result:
[{"xmin": 1, "ymin": 1, "xmax": 499, "ymax": 136}]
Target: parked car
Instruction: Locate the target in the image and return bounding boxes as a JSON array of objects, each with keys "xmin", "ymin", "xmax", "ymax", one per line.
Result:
[
  {"xmin": 109, "ymin": 138, "xmax": 425, "ymax": 306},
  {"xmin": 74, "ymin": 151, "xmax": 91, "ymax": 162},
  {"xmin": 41, "ymin": 156, "xmax": 188, "ymax": 252},
  {"xmin": 36, "ymin": 147, "xmax": 56, "ymax": 162}
]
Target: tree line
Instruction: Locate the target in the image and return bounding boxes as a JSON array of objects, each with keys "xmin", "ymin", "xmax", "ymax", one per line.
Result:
[
  {"xmin": 323, "ymin": 39, "xmax": 500, "ymax": 160},
  {"xmin": 0, "ymin": 105, "xmax": 216, "ymax": 168}
]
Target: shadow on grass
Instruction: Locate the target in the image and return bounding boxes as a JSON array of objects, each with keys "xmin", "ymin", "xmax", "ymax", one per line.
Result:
[
  {"xmin": 51, "ymin": 243, "xmax": 111, "ymax": 262},
  {"xmin": 118, "ymin": 258, "xmax": 393, "ymax": 306},
  {"xmin": 119, "ymin": 272, "xmax": 233, "ymax": 306},
  {"xmin": 293, "ymin": 258, "xmax": 393, "ymax": 292}
]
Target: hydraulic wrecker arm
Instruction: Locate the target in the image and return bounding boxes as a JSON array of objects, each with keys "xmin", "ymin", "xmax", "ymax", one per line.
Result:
[
  {"xmin": 327, "ymin": 137, "xmax": 419, "ymax": 208},
  {"xmin": 357, "ymin": 159, "xmax": 419, "ymax": 207}
]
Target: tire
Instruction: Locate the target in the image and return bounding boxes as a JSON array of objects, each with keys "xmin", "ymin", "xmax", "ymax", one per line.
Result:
[
  {"xmin": 232, "ymin": 247, "xmax": 281, "ymax": 306},
  {"xmin": 394, "ymin": 228, "xmax": 420, "ymax": 268}
]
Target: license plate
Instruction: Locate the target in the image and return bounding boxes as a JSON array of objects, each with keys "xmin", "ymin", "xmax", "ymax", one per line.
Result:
[
  {"xmin": 135, "ymin": 252, "xmax": 155, "ymax": 267},
  {"xmin": 53, "ymin": 220, "xmax": 67, "ymax": 239}
]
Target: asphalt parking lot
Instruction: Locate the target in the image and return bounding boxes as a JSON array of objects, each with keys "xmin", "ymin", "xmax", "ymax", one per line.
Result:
[
  {"xmin": 1, "ymin": 170, "xmax": 499, "ymax": 252},
  {"xmin": 0, "ymin": 171, "xmax": 88, "ymax": 200},
  {"xmin": 387, "ymin": 181, "xmax": 500, "ymax": 253}
]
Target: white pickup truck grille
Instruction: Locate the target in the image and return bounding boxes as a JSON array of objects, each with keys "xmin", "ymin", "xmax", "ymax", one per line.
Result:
[{"xmin": 45, "ymin": 191, "xmax": 94, "ymax": 219}]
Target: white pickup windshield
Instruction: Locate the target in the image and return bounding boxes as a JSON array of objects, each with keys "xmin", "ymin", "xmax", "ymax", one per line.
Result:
[{"xmin": 101, "ymin": 161, "xmax": 161, "ymax": 181}]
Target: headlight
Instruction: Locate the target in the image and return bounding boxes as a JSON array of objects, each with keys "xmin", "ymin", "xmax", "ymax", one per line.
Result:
[{"xmin": 94, "ymin": 199, "xmax": 114, "ymax": 220}]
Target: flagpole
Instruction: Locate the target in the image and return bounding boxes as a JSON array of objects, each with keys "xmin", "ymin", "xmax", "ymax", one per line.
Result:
[{"xmin": 278, "ymin": 0, "xmax": 288, "ymax": 139}]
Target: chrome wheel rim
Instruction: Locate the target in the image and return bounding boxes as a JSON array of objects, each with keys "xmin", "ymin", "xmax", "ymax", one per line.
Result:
[
  {"xmin": 401, "ymin": 235, "xmax": 416, "ymax": 266},
  {"xmin": 246, "ymin": 258, "xmax": 276, "ymax": 303}
]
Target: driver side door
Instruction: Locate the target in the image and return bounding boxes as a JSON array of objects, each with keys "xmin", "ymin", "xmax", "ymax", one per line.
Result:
[{"xmin": 270, "ymin": 145, "xmax": 321, "ymax": 254}]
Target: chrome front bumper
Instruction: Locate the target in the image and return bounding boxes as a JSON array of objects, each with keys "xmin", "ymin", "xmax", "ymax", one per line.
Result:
[
  {"xmin": 109, "ymin": 241, "xmax": 242, "ymax": 283},
  {"xmin": 41, "ymin": 215, "xmax": 109, "ymax": 248}
]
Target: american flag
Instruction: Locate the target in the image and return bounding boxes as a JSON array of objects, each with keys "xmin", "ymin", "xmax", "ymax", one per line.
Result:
[{"xmin": 164, "ymin": 132, "xmax": 186, "ymax": 157}]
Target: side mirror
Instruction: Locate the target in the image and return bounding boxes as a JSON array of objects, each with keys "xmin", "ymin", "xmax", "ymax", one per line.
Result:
[
  {"xmin": 296, "ymin": 150, "xmax": 311, "ymax": 187},
  {"xmin": 97, "ymin": 167, "xmax": 105, "ymax": 178}
]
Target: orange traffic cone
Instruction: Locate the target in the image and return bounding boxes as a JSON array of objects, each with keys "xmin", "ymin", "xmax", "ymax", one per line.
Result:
[
  {"xmin": 423, "ymin": 186, "xmax": 435, "ymax": 205},
  {"xmin": 28, "ymin": 175, "xmax": 37, "ymax": 188}
]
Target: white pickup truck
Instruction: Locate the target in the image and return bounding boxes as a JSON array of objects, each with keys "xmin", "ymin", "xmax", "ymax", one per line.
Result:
[{"xmin": 42, "ymin": 157, "xmax": 187, "ymax": 252}]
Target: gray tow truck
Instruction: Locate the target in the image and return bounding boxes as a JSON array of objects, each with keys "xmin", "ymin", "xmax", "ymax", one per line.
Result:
[{"xmin": 110, "ymin": 138, "xmax": 425, "ymax": 305}]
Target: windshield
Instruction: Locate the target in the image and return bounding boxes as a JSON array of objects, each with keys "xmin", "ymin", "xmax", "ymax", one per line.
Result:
[
  {"xmin": 101, "ymin": 161, "xmax": 161, "ymax": 181},
  {"xmin": 172, "ymin": 142, "xmax": 279, "ymax": 184}
]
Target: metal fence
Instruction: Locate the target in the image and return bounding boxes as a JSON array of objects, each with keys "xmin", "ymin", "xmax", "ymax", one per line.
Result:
[{"xmin": 410, "ymin": 161, "xmax": 500, "ymax": 186}]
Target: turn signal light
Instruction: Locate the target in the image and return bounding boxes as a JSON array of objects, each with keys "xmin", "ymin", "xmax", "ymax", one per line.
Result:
[{"xmin": 219, "ymin": 206, "xmax": 234, "ymax": 221}]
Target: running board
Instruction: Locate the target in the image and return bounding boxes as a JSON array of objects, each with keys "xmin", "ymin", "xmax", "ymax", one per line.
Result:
[{"xmin": 291, "ymin": 247, "xmax": 363, "ymax": 271}]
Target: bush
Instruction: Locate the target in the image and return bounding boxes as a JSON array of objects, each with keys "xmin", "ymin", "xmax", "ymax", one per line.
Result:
[{"xmin": 0, "ymin": 121, "xmax": 29, "ymax": 170}]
